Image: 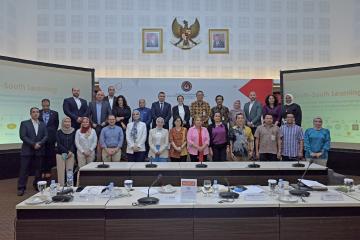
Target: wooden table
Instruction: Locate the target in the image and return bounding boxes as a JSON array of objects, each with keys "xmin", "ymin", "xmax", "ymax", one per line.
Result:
[{"xmin": 78, "ymin": 161, "xmax": 328, "ymax": 187}]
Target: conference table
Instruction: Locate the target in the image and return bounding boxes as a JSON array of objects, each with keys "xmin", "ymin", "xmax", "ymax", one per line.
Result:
[
  {"xmin": 15, "ymin": 185, "xmax": 360, "ymax": 240},
  {"xmin": 78, "ymin": 161, "xmax": 328, "ymax": 187}
]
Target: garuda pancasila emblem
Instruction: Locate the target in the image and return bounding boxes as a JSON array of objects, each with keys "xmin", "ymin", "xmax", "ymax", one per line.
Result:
[{"xmin": 171, "ymin": 18, "xmax": 201, "ymax": 50}]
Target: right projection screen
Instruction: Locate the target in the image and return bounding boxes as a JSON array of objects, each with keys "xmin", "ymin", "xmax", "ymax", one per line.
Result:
[{"xmin": 281, "ymin": 63, "xmax": 360, "ymax": 150}]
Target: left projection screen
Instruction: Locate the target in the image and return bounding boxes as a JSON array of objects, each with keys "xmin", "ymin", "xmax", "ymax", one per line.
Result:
[{"xmin": 0, "ymin": 56, "xmax": 94, "ymax": 149}]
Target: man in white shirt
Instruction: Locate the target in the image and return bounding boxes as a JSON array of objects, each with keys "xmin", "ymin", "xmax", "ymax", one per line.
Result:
[
  {"xmin": 104, "ymin": 85, "xmax": 116, "ymax": 110},
  {"xmin": 18, "ymin": 107, "xmax": 48, "ymax": 196},
  {"xmin": 63, "ymin": 87, "xmax": 88, "ymax": 129}
]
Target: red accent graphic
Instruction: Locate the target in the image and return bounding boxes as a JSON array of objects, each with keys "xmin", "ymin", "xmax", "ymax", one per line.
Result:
[{"xmin": 239, "ymin": 79, "xmax": 273, "ymax": 105}]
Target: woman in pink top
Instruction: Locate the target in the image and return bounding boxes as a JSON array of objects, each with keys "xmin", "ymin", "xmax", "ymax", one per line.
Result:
[{"xmin": 187, "ymin": 116, "xmax": 210, "ymax": 162}]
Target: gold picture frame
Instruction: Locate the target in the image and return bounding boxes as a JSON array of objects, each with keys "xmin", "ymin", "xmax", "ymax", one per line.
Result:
[
  {"xmin": 209, "ymin": 29, "xmax": 229, "ymax": 54},
  {"xmin": 142, "ymin": 28, "xmax": 163, "ymax": 54}
]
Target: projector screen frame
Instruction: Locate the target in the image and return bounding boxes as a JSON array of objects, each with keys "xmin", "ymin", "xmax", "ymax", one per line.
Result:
[
  {"xmin": 280, "ymin": 62, "xmax": 360, "ymax": 151},
  {"xmin": 0, "ymin": 55, "xmax": 95, "ymax": 150}
]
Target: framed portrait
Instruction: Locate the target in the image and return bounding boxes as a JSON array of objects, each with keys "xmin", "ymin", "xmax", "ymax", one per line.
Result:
[
  {"xmin": 142, "ymin": 28, "xmax": 163, "ymax": 54},
  {"xmin": 208, "ymin": 29, "xmax": 229, "ymax": 54}
]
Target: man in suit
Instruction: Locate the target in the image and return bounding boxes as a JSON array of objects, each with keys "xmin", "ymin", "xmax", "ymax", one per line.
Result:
[
  {"xmin": 243, "ymin": 91, "xmax": 263, "ymax": 135},
  {"xmin": 104, "ymin": 85, "xmax": 116, "ymax": 110},
  {"xmin": 63, "ymin": 87, "xmax": 88, "ymax": 129},
  {"xmin": 87, "ymin": 90, "xmax": 112, "ymax": 136},
  {"xmin": 172, "ymin": 95, "xmax": 191, "ymax": 128},
  {"xmin": 39, "ymin": 99, "xmax": 59, "ymax": 178},
  {"xmin": 18, "ymin": 107, "xmax": 48, "ymax": 196},
  {"xmin": 151, "ymin": 91, "xmax": 172, "ymax": 129}
]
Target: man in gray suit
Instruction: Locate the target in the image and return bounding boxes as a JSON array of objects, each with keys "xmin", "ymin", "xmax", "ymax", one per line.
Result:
[
  {"xmin": 87, "ymin": 90, "xmax": 112, "ymax": 137},
  {"xmin": 243, "ymin": 91, "xmax": 263, "ymax": 135},
  {"xmin": 18, "ymin": 107, "xmax": 48, "ymax": 196}
]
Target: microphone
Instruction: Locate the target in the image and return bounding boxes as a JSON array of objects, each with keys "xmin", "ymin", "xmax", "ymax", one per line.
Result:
[
  {"xmin": 289, "ymin": 159, "xmax": 314, "ymax": 197},
  {"xmin": 146, "ymin": 156, "xmax": 157, "ymax": 168},
  {"xmin": 247, "ymin": 156, "xmax": 260, "ymax": 168},
  {"xmin": 292, "ymin": 156, "xmax": 305, "ymax": 168},
  {"xmin": 219, "ymin": 178, "xmax": 239, "ymax": 199},
  {"xmin": 137, "ymin": 174, "xmax": 162, "ymax": 205},
  {"xmin": 195, "ymin": 154, "xmax": 207, "ymax": 168},
  {"xmin": 97, "ymin": 154, "xmax": 110, "ymax": 168}
]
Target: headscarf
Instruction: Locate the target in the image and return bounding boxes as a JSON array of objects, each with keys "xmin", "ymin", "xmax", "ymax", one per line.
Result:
[
  {"xmin": 80, "ymin": 117, "xmax": 92, "ymax": 137},
  {"xmin": 60, "ymin": 117, "xmax": 74, "ymax": 135},
  {"xmin": 285, "ymin": 93, "xmax": 294, "ymax": 106},
  {"xmin": 229, "ymin": 100, "xmax": 243, "ymax": 125},
  {"xmin": 130, "ymin": 110, "xmax": 141, "ymax": 141}
]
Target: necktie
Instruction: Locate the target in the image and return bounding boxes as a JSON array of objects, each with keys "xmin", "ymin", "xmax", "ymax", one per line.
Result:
[{"xmin": 160, "ymin": 103, "xmax": 163, "ymax": 111}]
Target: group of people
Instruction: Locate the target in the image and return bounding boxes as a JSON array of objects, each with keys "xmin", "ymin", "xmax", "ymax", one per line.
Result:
[{"xmin": 17, "ymin": 86, "xmax": 331, "ymax": 196}]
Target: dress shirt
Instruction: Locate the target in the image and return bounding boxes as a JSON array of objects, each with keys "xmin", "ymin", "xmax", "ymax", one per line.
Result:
[
  {"xmin": 108, "ymin": 96, "xmax": 114, "ymax": 109},
  {"xmin": 73, "ymin": 97, "xmax": 81, "ymax": 109},
  {"xmin": 136, "ymin": 107, "xmax": 152, "ymax": 127},
  {"xmin": 99, "ymin": 125, "xmax": 124, "ymax": 148},
  {"xmin": 42, "ymin": 111, "xmax": 50, "ymax": 125},
  {"xmin": 280, "ymin": 124, "xmax": 304, "ymax": 157},
  {"xmin": 96, "ymin": 101, "xmax": 102, "ymax": 124},
  {"xmin": 248, "ymin": 101, "xmax": 255, "ymax": 115},
  {"xmin": 178, "ymin": 105, "xmax": 185, "ymax": 121},
  {"xmin": 31, "ymin": 119, "xmax": 39, "ymax": 135}
]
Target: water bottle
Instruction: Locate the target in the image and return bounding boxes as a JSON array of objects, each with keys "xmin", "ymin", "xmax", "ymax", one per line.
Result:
[
  {"xmin": 213, "ymin": 179, "xmax": 219, "ymax": 194},
  {"xmin": 49, "ymin": 180, "xmax": 57, "ymax": 197},
  {"xmin": 108, "ymin": 182, "xmax": 114, "ymax": 198},
  {"xmin": 66, "ymin": 169, "xmax": 73, "ymax": 187},
  {"xmin": 278, "ymin": 179, "xmax": 284, "ymax": 198}
]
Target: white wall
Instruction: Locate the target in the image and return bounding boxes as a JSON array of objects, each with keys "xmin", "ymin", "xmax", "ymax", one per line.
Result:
[{"xmin": 1, "ymin": 0, "xmax": 360, "ymax": 79}]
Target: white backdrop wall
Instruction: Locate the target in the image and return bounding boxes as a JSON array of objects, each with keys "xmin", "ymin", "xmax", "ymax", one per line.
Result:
[{"xmin": 1, "ymin": 0, "xmax": 360, "ymax": 79}]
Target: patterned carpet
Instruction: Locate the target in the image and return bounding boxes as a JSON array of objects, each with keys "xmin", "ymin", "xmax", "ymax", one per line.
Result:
[{"xmin": 0, "ymin": 178, "xmax": 36, "ymax": 240}]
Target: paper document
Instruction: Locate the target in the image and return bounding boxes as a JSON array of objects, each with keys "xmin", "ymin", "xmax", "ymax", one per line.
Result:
[
  {"xmin": 140, "ymin": 188, "xmax": 158, "ymax": 195},
  {"xmin": 299, "ymin": 179, "xmax": 327, "ymax": 189},
  {"xmin": 242, "ymin": 185, "xmax": 264, "ymax": 194}
]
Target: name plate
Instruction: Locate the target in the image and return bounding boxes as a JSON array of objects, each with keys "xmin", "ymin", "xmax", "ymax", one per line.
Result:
[
  {"xmin": 180, "ymin": 179, "xmax": 197, "ymax": 203},
  {"xmin": 321, "ymin": 192, "xmax": 344, "ymax": 201},
  {"xmin": 244, "ymin": 193, "xmax": 267, "ymax": 201}
]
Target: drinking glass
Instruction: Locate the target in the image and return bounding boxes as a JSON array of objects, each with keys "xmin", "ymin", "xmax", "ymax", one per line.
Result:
[
  {"xmin": 203, "ymin": 180, "xmax": 212, "ymax": 197},
  {"xmin": 268, "ymin": 179, "xmax": 277, "ymax": 197},
  {"xmin": 37, "ymin": 181, "xmax": 47, "ymax": 195},
  {"xmin": 124, "ymin": 180, "xmax": 133, "ymax": 196}
]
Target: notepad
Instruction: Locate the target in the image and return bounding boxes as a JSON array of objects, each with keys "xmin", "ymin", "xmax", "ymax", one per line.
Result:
[{"xmin": 299, "ymin": 179, "xmax": 328, "ymax": 190}]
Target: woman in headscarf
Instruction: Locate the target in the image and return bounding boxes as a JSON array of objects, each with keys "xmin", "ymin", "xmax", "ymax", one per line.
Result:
[
  {"xmin": 148, "ymin": 117, "xmax": 169, "ymax": 162},
  {"xmin": 228, "ymin": 100, "xmax": 244, "ymax": 128},
  {"xmin": 75, "ymin": 117, "xmax": 97, "ymax": 168},
  {"xmin": 304, "ymin": 117, "xmax": 331, "ymax": 167},
  {"xmin": 56, "ymin": 117, "xmax": 76, "ymax": 186},
  {"xmin": 281, "ymin": 93, "xmax": 302, "ymax": 126},
  {"xmin": 126, "ymin": 110, "xmax": 147, "ymax": 162}
]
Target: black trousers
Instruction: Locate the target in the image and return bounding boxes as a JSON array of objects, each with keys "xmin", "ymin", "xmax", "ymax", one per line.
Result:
[
  {"xmin": 18, "ymin": 155, "xmax": 43, "ymax": 190},
  {"xmin": 127, "ymin": 151, "xmax": 146, "ymax": 162},
  {"xmin": 42, "ymin": 142, "xmax": 56, "ymax": 173},
  {"xmin": 282, "ymin": 156, "xmax": 298, "ymax": 161},
  {"xmin": 211, "ymin": 146, "xmax": 227, "ymax": 161},
  {"xmin": 190, "ymin": 154, "xmax": 208, "ymax": 162},
  {"xmin": 170, "ymin": 156, "xmax": 188, "ymax": 162},
  {"xmin": 259, "ymin": 153, "xmax": 278, "ymax": 161}
]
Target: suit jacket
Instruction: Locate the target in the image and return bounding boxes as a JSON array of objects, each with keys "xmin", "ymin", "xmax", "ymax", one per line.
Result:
[
  {"xmin": 104, "ymin": 95, "xmax": 116, "ymax": 110},
  {"xmin": 172, "ymin": 105, "xmax": 191, "ymax": 128},
  {"xmin": 151, "ymin": 101, "xmax": 172, "ymax": 129},
  {"xmin": 148, "ymin": 128, "xmax": 169, "ymax": 158},
  {"xmin": 39, "ymin": 109, "xmax": 59, "ymax": 144},
  {"xmin": 19, "ymin": 119, "xmax": 48, "ymax": 156},
  {"xmin": 243, "ymin": 100, "xmax": 263, "ymax": 127},
  {"xmin": 87, "ymin": 101, "xmax": 112, "ymax": 125},
  {"xmin": 63, "ymin": 97, "xmax": 88, "ymax": 128}
]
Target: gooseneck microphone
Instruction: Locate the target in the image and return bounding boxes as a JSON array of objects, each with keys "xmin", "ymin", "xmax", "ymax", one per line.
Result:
[
  {"xmin": 292, "ymin": 156, "xmax": 305, "ymax": 168},
  {"xmin": 219, "ymin": 178, "xmax": 239, "ymax": 199},
  {"xmin": 248, "ymin": 156, "xmax": 260, "ymax": 168},
  {"xmin": 146, "ymin": 156, "xmax": 157, "ymax": 168},
  {"xmin": 137, "ymin": 174, "xmax": 162, "ymax": 205},
  {"xmin": 289, "ymin": 159, "xmax": 314, "ymax": 197},
  {"xmin": 97, "ymin": 155, "xmax": 110, "ymax": 168}
]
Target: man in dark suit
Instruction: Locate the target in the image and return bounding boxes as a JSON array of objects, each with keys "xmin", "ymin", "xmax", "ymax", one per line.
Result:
[
  {"xmin": 87, "ymin": 90, "xmax": 112, "ymax": 136},
  {"xmin": 104, "ymin": 85, "xmax": 116, "ymax": 110},
  {"xmin": 39, "ymin": 99, "xmax": 59, "ymax": 178},
  {"xmin": 172, "ymin": 95, "xmax": 191, "ymax": 128},
  {"xmin": 18, "ymin": 107, "xmax": 48, "ymax": 196},
  {"xmin": 151, "ymin": 91, "xmax": 172, "ymax": 129},
  {"xmin": 243, "ymin": 91, "xmax": 263, "ymax": 135},
  {"xmin": 63, "ymin": 87, "xmax": 88, "ymax": 129}
]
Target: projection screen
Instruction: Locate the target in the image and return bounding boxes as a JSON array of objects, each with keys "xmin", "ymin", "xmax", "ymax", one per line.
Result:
[
  {"xmin": 0, "ymin": 56, "xmax": 94, "ymax": 149},
  {"xmin": 281, "ymin": 63, "xmax": 360, "ymax": 150}
]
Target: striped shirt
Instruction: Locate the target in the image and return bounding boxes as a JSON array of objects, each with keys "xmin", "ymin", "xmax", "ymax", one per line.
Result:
[{"xmin": 280, "ymin": 124, "xmax": 304, "ymax": 157}]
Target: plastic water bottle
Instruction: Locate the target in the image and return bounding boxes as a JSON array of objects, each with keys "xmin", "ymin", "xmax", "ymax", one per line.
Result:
[
  {"xmin": 66, "ymin": 169, "xmax": 73, "ymax": 187},
  {"xmin": 278, "ymin": 179, "xmax": 284, "ymax": 198},
  {"xmin": 49, "ymin": 180, "xmax": 57, "ymax": 197},
  {"xmin": 213, "ymin": 179, "xmax": 219, "ymax": 194},
  {"xmin": 108, "ymin": 182, "xmax": 114, "ymax": 198}
]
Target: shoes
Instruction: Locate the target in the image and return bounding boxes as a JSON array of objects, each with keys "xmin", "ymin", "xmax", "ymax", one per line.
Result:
[{"xmin": 17, "ymin": 189, "xmax": 25, "ymax": 196}]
